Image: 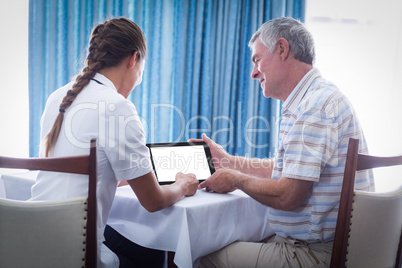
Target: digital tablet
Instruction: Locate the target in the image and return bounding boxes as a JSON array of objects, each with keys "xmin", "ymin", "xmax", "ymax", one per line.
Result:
[{"xmin": 146, "ymin": 142, "xmax": 215, "ymax": 184}]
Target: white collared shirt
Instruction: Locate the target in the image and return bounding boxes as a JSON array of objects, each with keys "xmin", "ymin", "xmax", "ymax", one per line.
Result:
[
  {"xmin": 269, "ymin": 68, "xmax": 374, "ymax": 241},
  {"xmin": 31, "ymin": 73, "xmax": 153, "ymax": 267}
]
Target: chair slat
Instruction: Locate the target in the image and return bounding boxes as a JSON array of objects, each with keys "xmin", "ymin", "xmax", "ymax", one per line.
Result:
[
  {"xmin": 0, "ymin": 155, "xmax": 89, "ymax": 175},
  {"xmin": 357, "ymin": 154, "xmax": 402, "ymax": 171}
]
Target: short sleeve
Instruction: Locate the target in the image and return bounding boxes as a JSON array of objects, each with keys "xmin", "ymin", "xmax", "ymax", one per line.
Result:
[
  {"xmin": 101, "ymin": 99, "xmax": 153, "ymax": 181},
  {"xmin": 281, "ymin": 103, "xmax": 342, "ymax": 181}
]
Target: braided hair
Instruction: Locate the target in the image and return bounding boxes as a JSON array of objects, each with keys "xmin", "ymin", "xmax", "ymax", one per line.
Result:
[{"xmin": 44, "ymin": 17, "xmax": 146, "ymax": 157}]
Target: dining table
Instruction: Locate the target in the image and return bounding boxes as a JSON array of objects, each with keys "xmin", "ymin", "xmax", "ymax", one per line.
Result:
[{"xmin": 0, "ymin": 171, "xmax": 274, "ymax": 267}]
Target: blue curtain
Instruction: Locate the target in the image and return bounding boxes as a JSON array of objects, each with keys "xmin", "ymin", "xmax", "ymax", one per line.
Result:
[{"xmin": 29, "ymin": 0, "xmax": 305, "ymax": 157}]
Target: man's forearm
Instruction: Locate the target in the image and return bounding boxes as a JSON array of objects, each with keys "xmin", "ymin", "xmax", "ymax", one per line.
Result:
[
  {"xmin": 229, "ymin": 155, "xmax": 274, "ymax": 179},
  {"xmin": 235, "ymin": 175, "xmax": 313, "ymax": 211}
]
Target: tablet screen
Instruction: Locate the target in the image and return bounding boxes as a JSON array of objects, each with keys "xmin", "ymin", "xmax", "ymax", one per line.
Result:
[{"xmin": 147, "ymin": 142, "xmax": 215, "ymax": 184}]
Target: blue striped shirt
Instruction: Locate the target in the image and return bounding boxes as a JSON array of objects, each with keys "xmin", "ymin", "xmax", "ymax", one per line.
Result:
[{"xmin": 269, "ymin": 68, "xmax": 375, "ymax": 241}]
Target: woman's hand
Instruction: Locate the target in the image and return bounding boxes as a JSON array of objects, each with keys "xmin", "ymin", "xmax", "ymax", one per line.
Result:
[
  {"xmin": 128, "ymin": 171, "xmax": 199, "ymax": 212},
  {"xmin": 118, "ymin": 180, "xmax": 129, "ymax": 187},
  {"xmin": 175, "ymin": 172, "xmax": 199, "ymax": 196}
]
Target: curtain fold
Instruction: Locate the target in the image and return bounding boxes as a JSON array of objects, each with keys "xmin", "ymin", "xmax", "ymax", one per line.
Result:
[{"xmin": 29, "ymin": 0, "xmax": 305, "ymax": 157}]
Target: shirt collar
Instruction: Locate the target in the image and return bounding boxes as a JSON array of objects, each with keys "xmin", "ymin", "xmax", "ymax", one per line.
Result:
[
  {"xmin": 282, "ymin": 68, "xmax": 321, "ymax": 114},
  {"xmin": 92, "ymin": 73, "xmax": 117, "ymax": 92}
]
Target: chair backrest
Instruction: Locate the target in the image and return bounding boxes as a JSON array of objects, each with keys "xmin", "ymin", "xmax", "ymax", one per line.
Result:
[
  {"xmin": 330, "ymin": 138, "xmax": 402, "ymax": 268},
  {"xmin": 0, "ymin": 139, "xmax": 97, "ymax": 268}
]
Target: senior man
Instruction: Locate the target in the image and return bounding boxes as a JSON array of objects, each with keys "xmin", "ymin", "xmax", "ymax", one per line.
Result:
[{"xmin": 196, "ymin": 17, "xmax": 374, "ymax": 267}]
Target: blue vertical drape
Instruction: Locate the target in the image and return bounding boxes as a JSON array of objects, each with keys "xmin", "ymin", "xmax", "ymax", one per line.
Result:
[{"xmin": 29, "ymin": 0, "xmax": 305, "ymax": 157}]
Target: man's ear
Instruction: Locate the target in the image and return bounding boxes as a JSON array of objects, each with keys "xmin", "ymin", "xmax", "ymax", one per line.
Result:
[{"xmin": 277, "ymin": 38, "xmax": 290, "ymax": 60}]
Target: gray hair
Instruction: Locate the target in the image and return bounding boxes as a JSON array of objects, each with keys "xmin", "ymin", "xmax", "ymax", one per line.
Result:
[{"xmin": 249, "ymin": 17, "xmax": 315, "ymax": 65}]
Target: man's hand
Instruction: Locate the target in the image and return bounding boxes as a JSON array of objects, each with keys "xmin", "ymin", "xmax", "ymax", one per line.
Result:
[
  {"xmin": 198, "ymin": 169, "xmax": 240, "ymax": 194},
  {"xmin": 189, "ymin": 133, "xmax": 232, "ymax": 170}
]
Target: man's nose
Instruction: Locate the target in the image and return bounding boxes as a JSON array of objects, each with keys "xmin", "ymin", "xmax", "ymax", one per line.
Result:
[{"xmin": 251, "ymin": 66, "xmax": 259, "ymax": 79}]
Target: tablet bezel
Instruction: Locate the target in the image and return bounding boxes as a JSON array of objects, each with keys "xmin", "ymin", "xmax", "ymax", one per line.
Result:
[{"xmin": 146, "ymin": 141, "xmax": 215, "ymax": 185}]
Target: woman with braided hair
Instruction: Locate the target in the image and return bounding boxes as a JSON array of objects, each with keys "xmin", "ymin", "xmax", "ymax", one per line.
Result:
[{"xmin": 31, "ymin": 17, "xmax": 199, "ymax": 267}]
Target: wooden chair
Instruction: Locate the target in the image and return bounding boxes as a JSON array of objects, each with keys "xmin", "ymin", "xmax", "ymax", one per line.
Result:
[
  {"xmin": 0, "ymin": 139, "xmax": 97, "ymax": 268},
  {"xmin": 330, "ymin": 138, "xmax": 402, "ymax": 268}
]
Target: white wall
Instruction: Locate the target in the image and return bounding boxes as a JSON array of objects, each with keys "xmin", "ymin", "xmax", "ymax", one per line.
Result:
[
  {"xmin": 0, "ymin": 0, "xmax": 29, "ymax": 158},
  {"xmin": 306, "ymin": 0, "xmax": 402, "ymax": 192}
]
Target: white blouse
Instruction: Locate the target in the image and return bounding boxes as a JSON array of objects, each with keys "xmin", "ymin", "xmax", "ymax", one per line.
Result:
[{"xmin": 31, "ymin": 73, "xmax": 153, "ymax": 267}]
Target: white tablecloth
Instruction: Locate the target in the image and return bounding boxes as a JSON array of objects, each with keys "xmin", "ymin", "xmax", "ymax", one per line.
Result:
[
  {"xmin": 108, "ymin": 187, "xmax": 273, "ymax": 267},
  {"xmin": 1, "ymin": 172, "xmax": 274, "ymax": 267},
  {"xmin": 0, "ymin": 171, "xmax": 38, "ymax": 200}
]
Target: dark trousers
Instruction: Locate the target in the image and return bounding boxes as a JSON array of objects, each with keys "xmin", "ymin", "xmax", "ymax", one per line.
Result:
[{"xmin": 104, "ymin": 225, "xmax": 165, "ymax": 268}]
